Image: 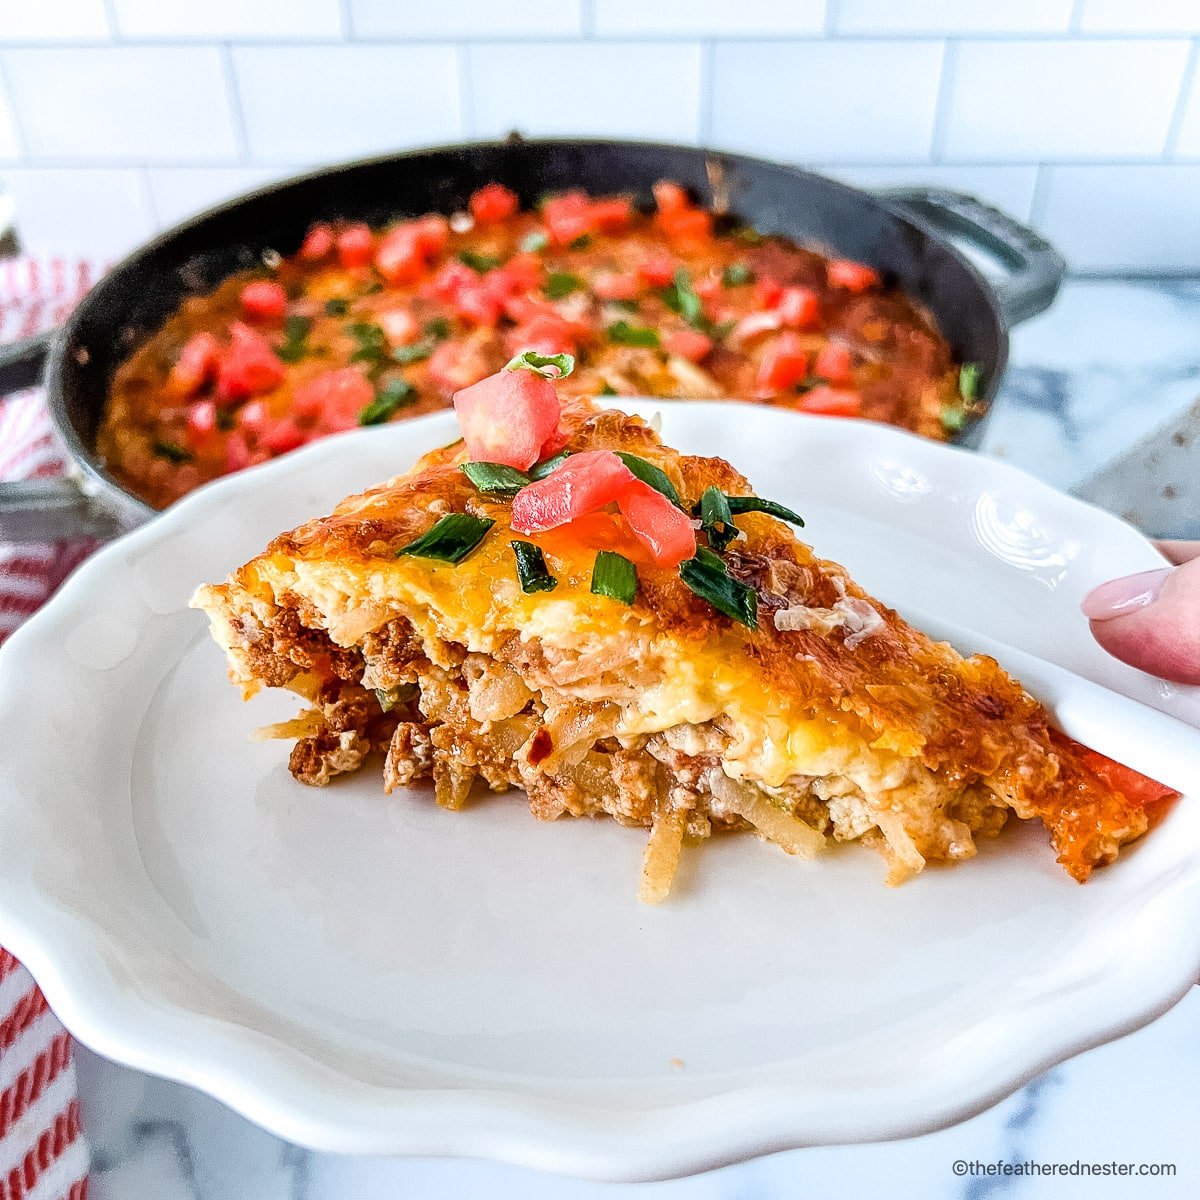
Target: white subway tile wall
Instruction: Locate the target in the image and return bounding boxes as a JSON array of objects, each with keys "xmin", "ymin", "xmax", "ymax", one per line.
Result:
[{"xmin": 0, "ymin": 1, "xmax": 1196, "ymax": 272}]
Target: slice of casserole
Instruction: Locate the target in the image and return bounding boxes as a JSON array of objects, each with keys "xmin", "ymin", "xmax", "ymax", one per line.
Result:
[{"xmin": 193, "ymin": 360, "xmax": 1155, "ymax": 901}]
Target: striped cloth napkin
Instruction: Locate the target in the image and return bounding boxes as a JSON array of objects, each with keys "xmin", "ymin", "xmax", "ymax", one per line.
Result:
[{"xmin": 0, "ymin": 258, "xmax": 99, "ymax": 1200}]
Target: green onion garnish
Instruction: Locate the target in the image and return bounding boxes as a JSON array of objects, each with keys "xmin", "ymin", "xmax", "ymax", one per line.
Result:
[
  {"xmin": 698, "ymin": 485, "xmax": 738, "ymax": 552},
  {"xmin": 598, "ymin": 382, "xmax": 618, "ymax": 396},
  {"xmin": 614, "ymin": 452, "xmax": 682, "ymax": 507},
  {"xmin": 942, "ymin": 362, "xmax": 982, "ymax": 434},
  {"xmin": 569, "ymin": 234, "xmax": 593, "ymax": 250},
  {"xmin": 347, "ymin": 321, "xmax": 387, "ymax": 367},
  {"xmin": 215, "ymin": 408, "xmax": 236, "ymax": 432},
  {"xmin": 510, "ymin": 541, "xmax": 557, "ymax": 594},
  {"xmin": 459, "ymin": 249, "xmax": 501, "ymax": 274},
  {"xmin": 662, "ymin": 267, "xmax": 703, "ymax": 325},
  {"xmin": 505, "ymin": 350, "xmax": 575, "ymax": 379},
  {"xmin": 277, "ymin": 314, "xmax": 313, "ymax": 362},
  {"xmin": 545, "ymin": 272, "xmax": 582, "ymax": 299},
  {"xmin": 529, "ymin": 450, "xmax": 570, "ymax": 480},
  {"xmin": 392, "ymin": 339, "xmax": 434, "ymax": 365},
  {"xmin": 679, "ymin": 547, "xmax": 758, "ymax": 629},
  {"xmin": 724, "ymin": 495, "xmax": 806, "ymax": 528},
  {"xmin": 324, "ymin": 298, "xmax": 350, "ymax": 317},
  {"xmin": 461, "ymin": 461, "xmax": 533, "ymax": 496},
  {"xmin": 359, "ymin": 379, "xmax": 415, "ymax": 425},
  {"xmin": 375, "ymin": 683, "xmax": 418, "ymax": 712},
  {"xmin": 607, "ymin": 320, "xmax": 660, "ymax": 348},
  {"xmin": 519, "ymin": 230, "xmax": 549, "ymax": 253},
  {"xmin": 722, "ymin": 263, "xmax": 754, "ymax": 287},
  {"xmin": 152, "ymin": 439, "xmax": 192, "ymax": 463},
  {"xmin": 959, "ymin": 362, "xmax": 981, "ymax": 402},
  {"xmin": 733, "ymin": 227, "xmax": 765, "ymax": 246},
  {"xmin": 590, "ymin": 551, "xmax": 638, "ymax": 605},
  {"xmin": 397, "ymin": 513, "xmax": 494, "ymax": 563},
  {"xmin": 425, "ymin": 316, "xmax": 452, "ymax": 340},
  {"xmin": 795, "ymin": 375, "xmax": 830, "ymax": 394}
]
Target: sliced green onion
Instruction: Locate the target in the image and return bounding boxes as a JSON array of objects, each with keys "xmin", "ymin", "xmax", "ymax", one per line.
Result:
[
  {"xmin": 397, "ymin": 513, "xmax": 494, "ymax": 563},
  {"xmin": 425, "ymin": 316, "xmax": 452, "ymax": 340},
  {"xmin": 604, "ymin": 297, "xmax": 640, "ymax": 313},
  {"xmin": 733, "ymin": 226, "xmax": 765, "ymax": 246},
  {"xmin": 614, "ymin": 451, "xmax": 682, "ymax": 507},
  {"xmin": 215, "ymin": 408, "xmax": 236, "ymax": 432},
  {"xmin": 795, "ymin": 375, "xmax": 830, "ymax": 394},
  {"xmin": 959, "ymin": 362, "xmax": 981, "ymax": 401},
  {"xmin": 461, "ymin": 461, "xmax": 533, "ymax": 496},
  {"xmin": 698, "ymin": 485, "xmax": 738, "ymax": 552},
  {"xmin": 347, "ymin": 321, "xmax": 387, "ymax": 366},
  {"xmin": 277, "ymin": 314, "xmax": 313, "ymax": 362},
  {"xmin": 152, "ymin": 439, "xmax": 192, "ymax": 463},
  {"xmin": 569, "ymin": 233, "xmax": 593, "ymax": 250},
  {"xmin": 590, "ymin": 551, "xmax": 637, "ymax": 605},
  {"xmin": 545, "ymin": 272, "xmax": 582, "ymax": 299},
  {"xmin": 598, "ymin": 382, "xmax": 617, "ymax": 396},
  {"xmin": 722, "ymin": 262, "xmax": 754, "ymax": 287},
  {"xmin": 942, "ymin": 362, "xmax": 982, "ymax": 434},
  {"xmin": 324, "ymin": 298, "xmax": 350, "ymax": 317},
  {"xmin": 511, "ymin": 541, "xmax": 558, "ymax": 594},
  {"xmin": 459, "ymin": 249, "xmax": 501, "ymax": 274},
  {"xmin": 607, "ymin": 320, "xmax": 660, "ymax": 348},
  {"xmin": 669, "ymin": 268, "xmax": 704, "ymax": 324},
  {"xmin": 519, "ymin": 230, "xmax": 549, "ymax": 253},
  {"xmin": 529, "ymin": 450, "xmax": 570, "ymax": 480},
  {"xmin": 505, "ymin": 349, "xmax": 575, "ymax": 379},
  {"xmin": 941, "ymin": 405, "xmax": 968, "ymax": 434},
  {"xmin": 679, "ymin": 547, "xmax": 758, "ymax": 629},
  {"xmin": 375, "ymin": 683, "xmax": 418, "ymax": 712},
  {"xmin": 392, "ymin": 339, "xmax": 434, "ymax": 365},
  {"xmin": 724, "ymin": 495, "xmax": 806, "ymax": 528},
  {"xmin": 359, "ymin": 379, "xmax": 416, "ymax": 425}
]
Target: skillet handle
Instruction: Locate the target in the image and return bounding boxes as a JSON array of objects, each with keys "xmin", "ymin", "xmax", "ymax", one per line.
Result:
[
  {"xmin": 0, "ymin": 330, "xmax": 52, "ymax": 396},
  {"xmin": 881, "ymin": 188, "xmax": 1066, "ymax": 327}
]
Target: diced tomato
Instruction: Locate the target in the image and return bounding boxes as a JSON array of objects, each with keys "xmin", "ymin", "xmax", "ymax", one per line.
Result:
[
  {"xmin": 292, "ymin": 367, "xmax": 375, "ymax": 432},
  {"xmin": 756, "ymin": 332, "xmax": 810, "ymax": 394},
  {"xmin": 616, "ymin": 479, "xmax": 696, "ymax": 568},
  {"xmin": 298, "ymin": 223, "xmax": 334, "ymax": 262},
  {"xmin": 591, "ymin": 270, "xmax": 641, "ymax": 301},
  {"xmin": 814, "ymin": 341, "xmax": 853, "ymax": 384},
  {"xmin": 428, "ymin": 339, "xmax": 492, "ymax": 395},
  {"xmin": 529, "ymin": 511, "xmax": 660, "ymax": 569},
  {"xmin": 374, "ymin": 227, "xmax": 425, "ymax": 285},
  {"xmin": 543, "ymin": 191, "xmax": 593, "ymax": 246},
  {"xmin": 652, "ymin": 180, "xmax": 690, "ymax": 215},
  {"xmin": 664, "ymin": 328, "xmax": 714, "ymax": 363},
  {"xmin": 260, "ymin": 417, "xmax": 307, "ymax": 454},
  {"xmin": 588, "ymin": 197, "xmax": 634, "ymax": 233},
  {"xmin": 694, "ymin": 275, "xmax": 722, "ymax": 302},
  {"xmin": 452, "ymin": 282, "xmax": 504, "ymax": 327},
  {"xmin": 216, "ymin": 323, "xmax": 286, "ymax": 402},
  {"xmin": 224, "ymin": 430, "xmax": 252, "ymax": 473},
  {"xmin": 511, "ymin": 450, "xmax": 635, "ymax": 533},
  {"xmin": 497, "ymin": 252, "xmax": 545, "ymax": 294},
  {"xmin": 429, "ymin": 260, "xmax": 478, "ymax": 300},
  {"xmin": 336, "ymin": 223, "xmax": 375, "ymax": 269},
  {"xmin": 469, "ymin": 183, "xmax": 520, "ymax": 225},
  {"xmin": 237, "ymin": 399, "xmax": 271, "ymax": 434},
  {"xmin": 658, "ymin": 207, "xmax": 713, "ymax": 242},
  {"xmin": 753, "ymin": 277, "xmax": 784, "ymax": 308},
  {"xmin": 797, "ymin": 386, "xmax": 862, "ymax": 418},
  {"xmin": 411, "ymin": 215, "xmax": 450, "ymax": 257},
  {"xmin": 377, "ymin": 308, "xmax": 421, "ymax": 346},
  {"xmin": 776, "ymin": 286, "xmax": 820, "ymax": 329},
  {"xmin": 454, "ymin": 368, "xmax": 563, "ymax": 470},
  {"xmin": 165, "ymin": 331, "xmax": 221, "ymax": 398},
  {"xmin": 730, "ymin": 310, "xmax": 783, "ymax": 346},
  {"xmin": 505, "ymin": 313, "xmax": 577, "ymax": 358},
  {"xmin": 1053, "ymin": 733, "xmax": 1178, "ymax": 808},
  {"xmin": 185, "ymin": 399, "xmax": 219, "ymax": 450},
  {"xmin": 637, "ymin": 253, "xmax": 677, "ymax": 288},
  {"xmin": 827, "ymin": 258, "xmax": 880, "ymax": 292},
  {"xmin": 239, "ymin": 280, "xmax": 288, "ymax": 323}
]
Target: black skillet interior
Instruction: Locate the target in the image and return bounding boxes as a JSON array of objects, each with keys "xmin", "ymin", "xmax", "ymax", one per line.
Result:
[{"xmin": 50, "ymin": 138, "xmax": 1006, "ymax": 491}]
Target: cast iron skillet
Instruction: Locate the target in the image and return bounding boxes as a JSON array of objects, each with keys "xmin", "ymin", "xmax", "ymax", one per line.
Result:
[{"xmin": 0, "ymin": 138, "xmax": 1064, "ymax": 542}]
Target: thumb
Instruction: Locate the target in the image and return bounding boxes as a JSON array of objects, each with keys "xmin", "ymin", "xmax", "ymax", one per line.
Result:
[{"xmin": 1082, "ymin": 557, "xmax": 1200, "ymax": 684}]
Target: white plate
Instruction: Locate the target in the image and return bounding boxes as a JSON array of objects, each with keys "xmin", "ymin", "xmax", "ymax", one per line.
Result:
[{"xmin": 1, "ymin": 403, "xmax": 1199, "ymax": 1182}]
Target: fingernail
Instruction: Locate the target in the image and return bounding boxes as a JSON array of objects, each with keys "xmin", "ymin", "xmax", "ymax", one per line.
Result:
[{"xmin": 1081, "ymin": 568, "xmax": 1171, "ymax": 622}]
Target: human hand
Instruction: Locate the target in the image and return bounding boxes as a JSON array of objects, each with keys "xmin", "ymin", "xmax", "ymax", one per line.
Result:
[{"xmin": 1082, "ymin": 542, "xmax": 1200, "ymax": 684}]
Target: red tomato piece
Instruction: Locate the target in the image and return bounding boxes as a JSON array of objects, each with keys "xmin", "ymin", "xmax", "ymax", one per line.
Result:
[
  {"xmin": 185, "ymin": 399, "xmax": 219, "ymax": 450},
  {"xmin": 827, "ymin": 259, "xmax": 880, "ymax": 292},
  {"xmin": 659, "ymin": 208, "xmax": 713, "ymax": 242},
  {"xmin": 529, "ymin": 511, "xmax": 659, "ymax": 569},
  {"xmin": 637, "ymin": 253, "xmax": 677, "ymax": 288},
  {"xmin": 813, "ymin": 341, "xmax": 852, "ymax": 384},
  {"xmin": 616, "ymin": 479, "xmax": 696, "ymax": 568},
  {"xmin": 588, "ymin": 197, "xmax": 634, "ymax": 233},
  {"xmin": 454, "ymin": 368, "xmax": 563, "ymax": 470},
  {"xmin": 237, "ymin": 399, "xmax": 271, "ymax": 434},
  {"xmin": 753, "ymin": 277, "xmax": 784, "ymax": 308},
  {"xmin": 260, "ymin": 418, "xmax": 307, "ymax": 455},
  {"xmin": 377, "ymin": 308, "xmax": 421, "ymax": 346},
  {"xmin": 411, "ymin": 215, "xmax": 450, "ymax": 257},
  {"xmin": 239, "ymin": 280, "xmax": 288, "ymax": 323},
  {"xmin": 591, "ymin": 270, "xmax": 641, "ymax": 301},
  {"xmin": 453, "ymin": 283, "xmax": 504, "ymax": 327},
  {"xmin": 374, "ymin": 227, "xmax": 425, "ymax": 285},
  {"xmin": 776, "ymin": 286, "xmax": 820, "ymax": 329},
  {"xmin": 166, "ymin": 331, "xmax": 221, "ymax": 398},
  {"xmin": 430, "ymin": 260, "xmax": 477, "ymax": 300},
  {"xmin": 543, "ymin": 190, "xmax": 593, "ymax": 246},
  {"xmin": 224, "ymin": 430, "xmax": 252, "ymax": 474},
  {"xmin": 797, "ymin": 386, "xmax": 862, "ymax": 417},
  {"xmin": 505, "ymin": 313, "xmax": 577, "ymax": 359},
  {"xmin": 216, "ymin": 323, "xmax": 286, "ymax": 402},
  {"xmin": 652, "ymin": 180, "xmax": 690, "ymax": 215},
  {"xmin": 497, "ymin": 252, "xmax": 545, "ymax": 294},
  {"xmin": 470, "ymin": 183, "xmax": 520, "ymax": 225},
  {"xmin": 1054, "ymin": 733, "xmax": 1178, "ymax": 807},
  {"xmin": 756, "ymin": 332, "xmax": 810, "ymax": 394},
  {"xmin": 730, "ymin": 310, "xmax": 783, "ymax": 346},
  {"xmin": 336, "ymin": 223, "xmax": 375, "ymax": 269},
  {"xmin": 427, "ymin": 340, "xmax": 492, "ymax": 395},
  {"xmin": 511, "ymin": 450, "xmax": 635, "ymax": 533},
  {"xmin": 664, "ymin": 328, "xmax": 714, "ymax": 363},
  {"xmin": 298, "ymin": 223, "xmax": 334, "ymax": 262},
  {"xmin": 694, "ymin": 275, "xmax": 722, "ymax": 302},
  {"xmin": 292, "ymin": 367, "xmax": 375, "ymax": 432}
]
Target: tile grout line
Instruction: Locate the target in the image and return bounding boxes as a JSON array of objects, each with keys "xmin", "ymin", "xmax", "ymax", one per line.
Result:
[
  {"xmin": 218, "ymin": 43, "xmax": 251, "ymax": 165},
  {"xmin": 1163, "ymin": 38, "xmax": 1199, "ymax": 159},
  {"xmin": 928, "ymin": 40, "xmax": 956, "ymax": 164}
]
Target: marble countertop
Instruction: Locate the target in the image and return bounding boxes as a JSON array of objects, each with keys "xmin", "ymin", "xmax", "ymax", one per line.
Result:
[{"xmin": 77, "ymin": 278, "xmax": 1200, "ymax": 1199}]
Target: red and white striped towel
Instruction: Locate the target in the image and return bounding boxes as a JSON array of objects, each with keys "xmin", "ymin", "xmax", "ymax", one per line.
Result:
[{"xmin": 0, "ymin": 258, "xmax": 100, "ymax": 1200}]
